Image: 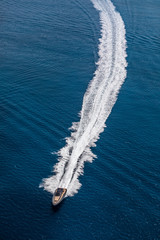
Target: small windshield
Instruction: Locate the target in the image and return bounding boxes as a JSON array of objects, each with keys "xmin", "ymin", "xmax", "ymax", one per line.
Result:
[{"xmin": 55, "ymin": 188, "xmax": 63, "ymax": 196}]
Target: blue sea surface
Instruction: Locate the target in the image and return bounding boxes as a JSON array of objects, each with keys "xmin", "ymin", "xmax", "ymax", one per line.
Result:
[{"xmin": 0, "ymin": 0, "xmax": 160, "ymax": 239}]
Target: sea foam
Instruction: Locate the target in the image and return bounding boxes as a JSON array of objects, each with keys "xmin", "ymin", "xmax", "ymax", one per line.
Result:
[{"xmin": 40, "ymin": 0, "xmax": 127, "ymax": 197}]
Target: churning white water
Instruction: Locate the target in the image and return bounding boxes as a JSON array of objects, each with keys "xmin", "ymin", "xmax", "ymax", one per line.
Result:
[{"xmin": 40, "ymin": 0, "xmax": 127, "ymax": 197}]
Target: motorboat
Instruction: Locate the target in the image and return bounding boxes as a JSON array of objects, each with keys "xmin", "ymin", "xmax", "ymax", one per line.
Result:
[{"xmin": 52, "ymin": 188, "xmax": 67, "ymax": 206}]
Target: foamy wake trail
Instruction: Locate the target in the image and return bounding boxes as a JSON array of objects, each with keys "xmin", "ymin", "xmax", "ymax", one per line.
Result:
[{"xmin": 40, "ymin": 0, "xmax": 127, "ymax": 197}]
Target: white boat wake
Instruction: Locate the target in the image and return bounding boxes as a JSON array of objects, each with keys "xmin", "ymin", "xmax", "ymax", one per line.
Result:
[{"xmin": 40, "ymin": 0, "xmax": 127, "ymax": 197}]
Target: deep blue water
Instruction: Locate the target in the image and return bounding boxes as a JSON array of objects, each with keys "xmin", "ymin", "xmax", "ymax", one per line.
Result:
[{"xmin": 0, "ymin": 0, "xmax": 160, "ymax": 239}]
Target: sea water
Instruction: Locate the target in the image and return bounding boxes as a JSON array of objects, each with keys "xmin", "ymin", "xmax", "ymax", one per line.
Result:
[{"xmin": 0, "ymin": 0, "xmax": 160, "ymax": 239}]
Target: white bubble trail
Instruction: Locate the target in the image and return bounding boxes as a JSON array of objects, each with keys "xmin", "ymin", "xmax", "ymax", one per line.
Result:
[{"xmin": 40, "ymin": 0, "xmax": 127, "ymax": 197}]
